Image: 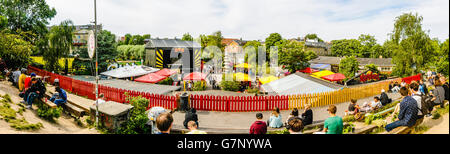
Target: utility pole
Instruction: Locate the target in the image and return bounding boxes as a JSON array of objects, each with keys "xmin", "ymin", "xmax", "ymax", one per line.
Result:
[{"xmin": 94, "ymin": 0, "xmax": 99, "ymax": 128}]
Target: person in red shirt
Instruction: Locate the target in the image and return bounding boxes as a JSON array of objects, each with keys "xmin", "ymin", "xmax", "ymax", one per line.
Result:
[
  {"xmin": 250, "ymin": 113, "xmax": 267, "ymax": 134},
  {"xmin": 24, "ymin": 73, "xmax": 36, "ymax": 90}
]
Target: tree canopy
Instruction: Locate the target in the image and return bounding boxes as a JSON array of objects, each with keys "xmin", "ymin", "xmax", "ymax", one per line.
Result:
[
  {"xmin": 305, "ymin": 33, "xmax": 324, "ymax": 42},
  {"xmin": 0, "ymin": 30, "xmax": 34, "ymax": 69},
  {"xmin": 278, "ymin": 40, "xmax": 318, "ymax": 73},
  {"xmin": 339, "ymin": 56, "xmax": 360, "ymax": 80},
  {"xmin": 182, "ymin": 33, "xmax": 194, "ymax": 41},
  {"xmin": 0, "ymin": 0, "xmax": 56, "ymax": 38},
  {"xmin": 43, "ymin": 20, "xmax": 74, "ymax": 73}
]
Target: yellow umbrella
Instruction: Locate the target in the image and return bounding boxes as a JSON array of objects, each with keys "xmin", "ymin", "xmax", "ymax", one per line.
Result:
[
  {"xmin": 311, "ymin": 70, "xmax": 335, "ymax": 79},
  {"xmin": 259, "ymin": 76, "xmax": 279, "ymax": 85},
  {"xmin": 234, "ymin": 72, "xmax": 251, "ymax": 82},
  {"xmin": 235, "ymin": 63, "xmax": 251, "ymax": 69}
]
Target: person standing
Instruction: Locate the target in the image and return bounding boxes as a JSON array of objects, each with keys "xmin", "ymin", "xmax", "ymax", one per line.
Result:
[
  {"xmin": 250, "ymin": 113, "xmax": 267, "ymax": 134},
  {"xmin": 322, "ymin": 105, "xmax": 343, "ymax": 134},
  {"xmin": 385, "ymin": 87, "xmax": 418, "ymax": 132}
]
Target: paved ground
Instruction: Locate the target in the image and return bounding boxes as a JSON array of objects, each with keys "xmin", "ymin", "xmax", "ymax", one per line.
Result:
[
  {"xmin": 172, "ymin": 92, "xmax": 401, "ymax": 130},
  {"xmin": 424, "ymin": 113, "xmax": 449, "ymax": 134}
]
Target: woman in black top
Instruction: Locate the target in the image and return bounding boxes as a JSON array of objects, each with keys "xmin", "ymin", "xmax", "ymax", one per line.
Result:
[
  {"xmin": 301, "ymin": 104, "xmax": 313, "ymax": 126},
  {"xmin": 183, "ymin": 108, "xmax": 199, "ymax": 129}
]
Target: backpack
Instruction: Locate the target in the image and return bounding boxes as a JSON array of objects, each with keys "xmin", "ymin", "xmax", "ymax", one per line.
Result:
[{"xmin": 419, "ymin": 94, "xmax": 433, "ymax": 115}]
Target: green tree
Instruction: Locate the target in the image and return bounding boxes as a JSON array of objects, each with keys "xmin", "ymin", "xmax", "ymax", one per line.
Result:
[
  {"xmin": 0, "ymin": 15, "xmax": 6, "ymax": 30},
  {"xmin": 0, "ymin": 0, "xmax": 56, "ymax": 37},
  {"xmin": 142, "ymin": 34, "xmax": 151, "ymax": 40},
  {"xmin": 358, "ymin": 34, "xmax": 377, "ymax": 58},
  {"xmin": 331, "ymin": 39, "xmax": 363, "ymax": 57},
  {"xmin": 96, "ymin": 30, "xmax": 119, "ymax": 73},
  {"xmin": 305, "ymin": 33, "xmax": 324, "ymax": 42},
  {"xmin": 129, "ymin": 35, "xmax": 145, "ymax": 45},
  {"xmin": 437, "ymin": 39, "xmax": 449, "ymax": 76},
  {"xmin": 265, "ymin": 33, "xmax": 282, "ymax": 51},
  {"xmin": 339, "ymin": 56, "xmax": 360, "ymax": 80},
  {"xmin": 390, "ymin": 13, "xmax": 435, "ymax": 77},
  {"xmin": 43, "ymin": 20, "xmax": 74, "ymax": 73},
  {"xmin": 0, "ymin": 30, "xmax": 34, "ymax": 69},
  {"xmin": 243, "ymin": 40, "xmax": 262, "ymax": 63},
  {"xmin": 117, "ymin": 96, "xmax": 150, "ymax": 134},
  {"xmin": 278, "ymin": 40, "xmax": 318, "ymax": 73},
  {"xmin": 182, "ymin": 33, "xmax": 193, "ymax": 41}
]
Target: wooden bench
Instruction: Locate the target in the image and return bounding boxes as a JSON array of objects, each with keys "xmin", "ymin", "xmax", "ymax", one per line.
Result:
[
  {"xmin": 303, "ymin": 123, "xmax": 351, "ymax": 134},
  {"xmin": 44, "ymin": 88, "xmax": 86, "ymax": 120},
  {"xmin": 349, "ymin": 125, "xmax": 378, "ymax": 134},
  {"xmin": 383, "ymin": 118, "xmax": 424, "ymax": 134}
]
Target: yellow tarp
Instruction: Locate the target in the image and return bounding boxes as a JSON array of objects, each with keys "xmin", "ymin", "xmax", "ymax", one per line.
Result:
[
  {"xmin": 311, "ymin": 70, "xmax": 335, "ymax": 79},
  {"xmin": 234, "ymin": 72, "xmax": 251, "ymax": 82},
  {"xmin": 235, "ymin": 63, "xmax": 251, "ymax": 69},
  {"xmin": 259, "ymin": 76, "xmax": 279, "ymax": 85}
]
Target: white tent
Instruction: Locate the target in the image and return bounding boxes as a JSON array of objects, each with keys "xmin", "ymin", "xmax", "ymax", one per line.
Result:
[{"xmin": 100, "ymin": 65, "xmax": 159, "ymax": 79}]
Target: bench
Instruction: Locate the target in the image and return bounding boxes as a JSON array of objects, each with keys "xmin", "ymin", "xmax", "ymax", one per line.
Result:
[
  {"xmin": 349, "ymin": 125, "xmax": 378, "ymax": 134},
  {"xmin": 382, "ymin": 118, "xmax": 424, "ymax": 134},
  {"xmin": 303, "ymin": 123, "xmax": 351, "ymax": 134},
  {"xmin": 44, "ymin": 88, "xmax": 86, "ymax": 120}
]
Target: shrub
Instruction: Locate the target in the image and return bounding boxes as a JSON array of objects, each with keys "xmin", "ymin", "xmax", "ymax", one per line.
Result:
[
  {"xmin": 343, "ymin": 122, "xmax": 355, "ymax": 134},
  {"xmin": 35, "ymin": 99, "xmax": 63, "ymax": 122},
  {"xmin": 117, "ymin": 96, "xmax": 151, "ymax": 134},
  {"xmin": 192, "ymin": 81, "xmax": 206, "ymax": 91},
  {"xmin": 157, "ymin": 77, "xmax": 174, "ymax": 85},
  {"xmin": 246, "ymin": 88, "xmax": 259, "ymax": 94},
  {"xmin": 220, "ymin": 81, "xmax": 241, "ymax": 92},
  {"xmin": 342, "ymin": 115, "xmax": 356, "ymax": 123}
]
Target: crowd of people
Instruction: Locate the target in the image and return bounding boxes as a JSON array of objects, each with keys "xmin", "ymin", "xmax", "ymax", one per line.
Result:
[{"xmin": 1, "ymin": 65, "xmax": 69, "ymax": 109}]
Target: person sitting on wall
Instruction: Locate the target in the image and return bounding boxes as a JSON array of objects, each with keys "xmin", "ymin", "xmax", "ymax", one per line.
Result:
[
  {"xmin": 183, "ymin": 108, "xmax": 199, "ymax": 129},
  {"xmin": 301, "ymin": 104, "xmax": 313, "ymax": 126},
  {"xmin": 380, "ymin": 89, "xmax": 392, "ymax": 106},
  {"xmin": 345, "ymin": 99, "xmax": 360, "ymax": 116},
  {"xmin": 156, "ymin": 112, "xmax": 174, "ymax": 134},
  {"xmin": 385, "ymin": 87, "xmax": 419, "ymax": 132},
  {"xmin": 186, "ymin": 121, "xmax": 207, "ymax": 134},
  {"xmin": 360, "ymin": 97, "xmax": 383, "ymax": 113},
  {"xmin": 50, "ymin": 87, "xmax": 68, "ymax": 106}
]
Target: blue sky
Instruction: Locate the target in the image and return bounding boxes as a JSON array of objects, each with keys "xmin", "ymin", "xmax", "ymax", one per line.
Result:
[{"xmin": 46, "ymin": 0, "xmax": 449, "ymax": 43}]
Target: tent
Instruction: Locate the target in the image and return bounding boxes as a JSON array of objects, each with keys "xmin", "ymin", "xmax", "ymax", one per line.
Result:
[
  {"xmin": 321, "ymin": 73, "xmax": 346, "ymax": 82},
  {"xmin": 259, "ymin": 76, "xmax": 279, "ymax": 85},
  {"xmin": 183, "ymin": 72, "xmax": 207, "ymax": 81},
  {"xmin": 310, "ymin": 64, "xmax": 331, "ymax": 70},
  {"xmin": 135, "ymin": 73, "xmax": 167, "ymax": 84},
  {"xmin": 298, "ymin": 67, "xmax": 319, "ymax": 74},
  {"xmin": 262, "ymin": 74, "xmax": 338, "ymax": 95},
  {"xmin": 311, "ymin": 70, "xmax": 335, "ymax": 79},
  {"xmin": 155, "ymin": 68, "xmax": 177, "ymax": 77},
  {"xmin": 234, "ymin": 72, "xmax": 251, "ymax": 82},
  {"xmin": 235, "ymin": 63, "xmax": 251, "ymax": 69},
  {"xmin": 100, "ymin": 65, "xmax": 159, "ymax": 79}
]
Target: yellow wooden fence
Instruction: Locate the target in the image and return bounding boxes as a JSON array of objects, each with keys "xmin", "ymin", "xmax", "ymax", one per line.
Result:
[{"xmin": 288, "ymin": 78, "xmax": 402, "ymax": 109}]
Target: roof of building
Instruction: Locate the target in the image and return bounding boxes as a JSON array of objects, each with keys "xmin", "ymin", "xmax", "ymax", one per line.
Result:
[
  {"xmin": 100, "ymin": 65, "xmax": 159, "ymax": 78},
  {"xmin": 356, "ymin": 57, "xmax": 394, "ymax": 67},
  {"xmin": 261, "ymin": 72, "xmax": 343, "ymax": 95},
  {"xmin": 145, "ymin": 39, "xmax": 201, "ymax": 49},
  {"xmin": 309, "ymin": 56, "xmax": 394, "ymax": 67},
  {"xmin": 222, "ymin": 38, "xmax": 241, "ymax": 46}
]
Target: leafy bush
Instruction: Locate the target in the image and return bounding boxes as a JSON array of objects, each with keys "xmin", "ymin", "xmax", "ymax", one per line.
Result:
[
  {"xmin": 342, "ymin": 115, "xmax": 356, "ymax": 123},
  {"xmin": 192, "ymin": 81, "xmax": 206, "ymax": 91},
  {"xmin": 220, "ymin": 81, "xmax": 241, "ymax": 92},
  {"xmin": 117, "ymin": 96, "xmax": 151, "ymax": 134},
  {"xmin": 157, "ymin": 77, "xmax": 173, "ymax": 85},
  {"xmin": 343, "ymin": 122, "xmax": 355, "ymax": 134},
  {"xmin": 9, "ymin": 118, "xmax": 43, "ymax": 131},
  {"xmin": 267, "ymin": 128, "xmax": 289, "ymax": 134},
  {"xmin": 35, "ymin": 100, "xmax": 63, "ymax": 122},
  {"xmin": 246, "ymin": 88, "xmax": 259, "ymax": 94}
]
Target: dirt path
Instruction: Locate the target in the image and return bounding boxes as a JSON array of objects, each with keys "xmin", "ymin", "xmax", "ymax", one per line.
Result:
[
  {"xmin": 0, "ymin": 81, "xmax": 99, "ymax": 134},
  {"xmin": 423, "ymin": 113, "xmax": 449, "ymax": 134}
]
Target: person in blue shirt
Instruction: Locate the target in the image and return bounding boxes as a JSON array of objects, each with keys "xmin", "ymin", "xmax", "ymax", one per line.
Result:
[
  {"xmin": 50, "ymin": 87, "xmax": 67, "ymax": 106},
  {"xmin": 385, "ymin": 87, "xmax": 419, "ymax": 132},
  {"xmin": 268, "ymin": 107, "xmax": 283, "ymax": 128}
]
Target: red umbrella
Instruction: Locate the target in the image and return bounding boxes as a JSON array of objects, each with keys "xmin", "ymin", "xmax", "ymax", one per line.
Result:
[
  {"xmin": 135, "ymin": 73, "xmax": 167, "ymax": 84},
  {"xmin": 183, "ymin": 72, "xmax": 207, "ymax": 81},
  {"xmin": 299, "ymin": 67, "xmax": 319, "ymax": 74},
  {"xmin": 321, "ymin": 73, "xmax": 346, "ymax": 82},
  {"xmin": 155, "ymin": 68, "xmax": 177, "ymax": 77}
]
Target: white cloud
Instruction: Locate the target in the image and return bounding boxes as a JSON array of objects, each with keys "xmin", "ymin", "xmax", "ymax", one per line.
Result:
[{"xmin": 46, "ymin": 0, "xmax": 449, "ymax": 43}]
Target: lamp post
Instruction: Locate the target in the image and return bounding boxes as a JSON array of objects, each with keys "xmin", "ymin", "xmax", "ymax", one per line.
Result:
[{"xmin": 94, "ymin": 0, "xmax": 99, "ymax": 128}]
